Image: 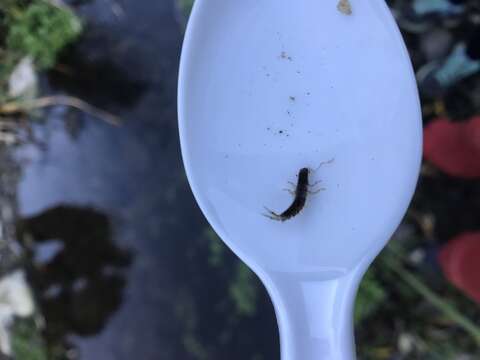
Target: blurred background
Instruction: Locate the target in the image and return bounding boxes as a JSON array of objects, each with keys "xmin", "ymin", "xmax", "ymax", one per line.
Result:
[{"xmin": 0, "ymin": 0, "xmax": 479, "ymax": 359}]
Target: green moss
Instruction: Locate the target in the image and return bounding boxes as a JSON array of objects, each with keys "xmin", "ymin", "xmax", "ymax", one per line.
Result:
[
  {"xmin": 5, "ymin": 1, "xmax": 82, "ymax": 69},
  {"xmin": 0, "ymin": 0, "xmax": 82, "ymax": 99}
]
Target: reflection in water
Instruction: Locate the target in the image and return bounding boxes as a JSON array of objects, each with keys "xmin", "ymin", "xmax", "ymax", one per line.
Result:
[
  {"xmin": 16, "ymin": 205, "xmax": 132, "ymax": 355},
  {"xmin": 48, "ymin": 32, "xmax": 150, "ymax": 112}
]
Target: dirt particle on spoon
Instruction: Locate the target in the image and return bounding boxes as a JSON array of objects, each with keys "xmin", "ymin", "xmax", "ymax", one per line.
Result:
[
  {"xmin": 289, "ymin": 96, "xmax": 296, "ymax": 101},
  {"xmin": 337, "ymin": 0, "xmax": 352, "ymax": 15},
  {"xmin": 280, "ymin": 51, "xmax": 292, "ymax": 61}
]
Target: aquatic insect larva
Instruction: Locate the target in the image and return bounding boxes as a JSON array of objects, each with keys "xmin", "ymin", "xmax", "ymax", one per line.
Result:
[
  {"xmin": 263, "ymin": 167, "xmax": 314, "ymax": 222},
  {"xmin": 263, "ymin": 159, "xmax": 333, "ymax": 222}
]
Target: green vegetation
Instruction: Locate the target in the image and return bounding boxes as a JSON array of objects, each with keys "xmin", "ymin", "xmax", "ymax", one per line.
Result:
[
  {"xmin": 206, "ymin": 228, "xmax": 259, "ymax": 317},
  {"xmin": 354, "ymin": 267, "xmax": 386, "ymax": 324},
  {"xmin": 0, "ymin": 0, "xmax": 82, "ymax": 99},
  {"xmin": 177, "ymin": 0, "xmax": 194, "ymax": 18},
  {"xmin": 206, "ymin": 227, "xmax": 225, "ymax": 267},
  {"xmin": 0, "ymin": 2, "xmax": 83, "ymax": 358},
  {"xmin": 358, "ymin": 243, "xmax": 480, "ymax": 359},
  {"xmin": 228, "ymin": 262, "xmax": 259, "ymax": 317},
  {"xmin": 11, "ymin": 318, "xmax": 48, "ymax": 360}
]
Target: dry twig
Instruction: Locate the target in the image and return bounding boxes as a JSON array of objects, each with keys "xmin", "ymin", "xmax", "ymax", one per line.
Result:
[{"xmin": 0, "ymin": 95, "xmax": 120, "ymax": 125}]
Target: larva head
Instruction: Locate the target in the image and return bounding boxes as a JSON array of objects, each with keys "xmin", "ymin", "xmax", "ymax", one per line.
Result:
[{"xmin": 299, "ymin": 167, "xmax": 310, "ymax": 181}]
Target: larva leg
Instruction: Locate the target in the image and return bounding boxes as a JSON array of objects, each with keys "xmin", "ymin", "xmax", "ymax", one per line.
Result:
[
  {"xmin": 262, "ymin": 207, "xmax": 283, "ymax": 221},
  {"xmin": 283, "ymin": 188, "xmax": 295, "ymax": 196},
  {"xmin": 308, "ymin": 180, "xmax": 322, "ymax": 187},
  {"xmin": 308, "ymin": 187, "xmax": 325, "ymax": 195}
]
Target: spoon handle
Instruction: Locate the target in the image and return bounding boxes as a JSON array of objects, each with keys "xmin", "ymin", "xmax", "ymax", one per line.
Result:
[{"xmin": 263, "ymin": 268, "xmax": 364, "ymax": 360}]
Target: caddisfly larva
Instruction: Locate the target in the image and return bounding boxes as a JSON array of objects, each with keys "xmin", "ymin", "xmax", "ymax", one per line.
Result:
[{"xmin": 263, "ymin": 159, "xmax": 334, "ymax": 222}]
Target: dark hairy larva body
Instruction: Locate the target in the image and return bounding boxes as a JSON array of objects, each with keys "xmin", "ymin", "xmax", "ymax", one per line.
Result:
[
  {"xmin": 264, "ymin": 168, "xmax": 311, "ymax": 222},
  {"xmin": 263, "ymin": 159, "xmax": 333, "ymax": 222}
]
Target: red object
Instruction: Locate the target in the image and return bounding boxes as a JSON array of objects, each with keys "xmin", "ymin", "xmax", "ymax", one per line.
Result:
[
  {"xmin": 423, "ymin": 117, "xmax": 480, "ymax": 178},
  {"xmin": 438, "ymin": 232, "xmax": 480, "ymax": 303}
]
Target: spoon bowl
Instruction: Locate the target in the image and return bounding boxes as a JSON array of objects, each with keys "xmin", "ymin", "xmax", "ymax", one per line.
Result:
[{"xmin": 178, "ymin": 1, "xmax": 422, "ymax": 358}]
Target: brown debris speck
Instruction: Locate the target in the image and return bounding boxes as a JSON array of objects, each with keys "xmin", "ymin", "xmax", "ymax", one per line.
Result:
[
  {"xmin": 337, "ymin": 0, "xmax": 352, "ymax": 15},
  {"xmin": 280, "ymin": 51, "xmax": 293, "ymax": 61}
]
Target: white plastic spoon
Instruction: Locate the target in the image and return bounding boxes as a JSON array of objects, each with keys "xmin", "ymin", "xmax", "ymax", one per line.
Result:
[{"xmin": 178, "ymin": 1, "xmax": 422, "ymax": 359}]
